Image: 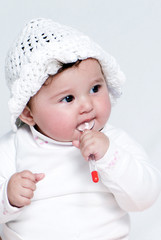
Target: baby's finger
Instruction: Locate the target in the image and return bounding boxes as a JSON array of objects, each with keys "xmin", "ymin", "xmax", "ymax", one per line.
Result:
[
  {"xmin": 72, "ymin": 140, "xmax": 80, "ymax": 148},
  {"xmin": 80, "ymin": 143, "xmax": 96, "ymax": 161},
  {"xmin": 20, "ymin": 170, "xmax": 37, "ymax": 182},
  {"xmin": 80, "ymin": 129, "xmax": 91, "ymax": 140},
  {"xmin": 21, "ymin": 178, "xmax": 36, "ymax": 191},
  {"xmin": 80, "ymin": 133, "xmax": 94, "ymax": 149},
  {"xmin": 79, "ymin": 131, "xmax": 93, "ymax": 146},
  {"xmin": 20, "ymin": 187, "xmax": 34, "ymax": 200},
  {"xmin": 34, "ymin": 173, "xmax": 45, "ymax": 183},
  {"xmin": 16, "ymin": 196, "xmax": 31, "ymax": 207}
]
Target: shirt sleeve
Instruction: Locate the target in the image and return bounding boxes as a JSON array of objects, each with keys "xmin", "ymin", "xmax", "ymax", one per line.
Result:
[
  {"xmin": 96, "ymin": 125, "xmax": 161, "ymax": 212},
  {"xmin": 0, "ymin": 131, "xmax": 22, "ymax": 223}
]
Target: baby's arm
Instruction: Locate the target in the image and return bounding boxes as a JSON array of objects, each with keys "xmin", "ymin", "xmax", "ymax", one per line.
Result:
[
  {"xmin": 0, "ymin": 131, "xmax": 44, "ymax": 223},
  {"xmin": 7, "ymin": 170, "xmax": 44, "ymax": 208},
  {"xmin": 0, "ymin": 132, "xmax": 19, "ymax": 223},
  {"xmin": 73, "ymin": 127, "xmax": 161, "ymax": 212},
  {"xmin": 95, "ymin": 127, "xmax": 161, "ymax": 212}
]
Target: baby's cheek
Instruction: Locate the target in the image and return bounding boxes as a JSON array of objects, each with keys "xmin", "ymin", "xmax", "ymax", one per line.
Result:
[
  {"xmin": 100, "ymin": 98, "xmax": 111, "ymax": 121},
  {"xmin": 47, "ymin": 117, "xmax": 75, "ymax": 141}
]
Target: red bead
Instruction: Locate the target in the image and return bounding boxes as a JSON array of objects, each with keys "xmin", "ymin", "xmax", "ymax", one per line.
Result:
[{"xmin": 91, "ymin": 171, "xmax": 99, "ymax": 183}]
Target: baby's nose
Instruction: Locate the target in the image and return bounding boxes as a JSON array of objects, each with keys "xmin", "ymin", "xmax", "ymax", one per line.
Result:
[{"xmin": 79, "ymin": 96, "xmax": 93, "ymax": 114}]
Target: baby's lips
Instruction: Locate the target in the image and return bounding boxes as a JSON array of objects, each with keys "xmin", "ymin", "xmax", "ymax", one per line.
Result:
[{"xmin": 77, "ymin": 119, "xmax": 95, "ymax": 132}]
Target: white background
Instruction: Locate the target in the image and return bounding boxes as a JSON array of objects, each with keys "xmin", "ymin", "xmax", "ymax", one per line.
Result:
[{"xmin": 0, "ymin": 0, "xmax": 161, "ymax": 239}]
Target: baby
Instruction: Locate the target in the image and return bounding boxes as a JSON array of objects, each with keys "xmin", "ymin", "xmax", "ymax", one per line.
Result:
[{"xmin": 0, "ymin": 18, "xmax": 161, "ymax": 240}]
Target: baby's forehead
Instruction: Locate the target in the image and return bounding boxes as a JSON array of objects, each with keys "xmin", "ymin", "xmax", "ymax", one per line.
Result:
[
  {"xmin": 43, "ymin": 60, "xmax": 83, "ymax": 86},
  {"xmin": 45, "ymin": 59, "xmax": 104, "ymax": 86}
]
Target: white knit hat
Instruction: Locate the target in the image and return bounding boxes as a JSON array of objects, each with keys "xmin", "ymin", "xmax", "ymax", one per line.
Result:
[{"xmin": 5, "ymin": 18, "xmax": 125, "ymax": 131}]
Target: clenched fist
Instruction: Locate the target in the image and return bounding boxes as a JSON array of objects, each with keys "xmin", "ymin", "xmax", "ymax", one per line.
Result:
[{"xmin": 7, "ymin": 170, "xmax": 45, "ymax": 208}]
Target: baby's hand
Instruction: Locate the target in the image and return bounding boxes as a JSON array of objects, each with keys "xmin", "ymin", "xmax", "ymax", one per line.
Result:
[
  {"xmin": 7, "ymin": 170, "xmax": 45, "ymax": 208},
  {"xmin": 73, "ymin": 130, "xmax": 109, "ymax": 161}
]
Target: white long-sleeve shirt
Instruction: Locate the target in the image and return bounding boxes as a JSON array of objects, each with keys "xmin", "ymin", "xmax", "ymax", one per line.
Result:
[{"xmin": 0, "ymin": 124, "xmax": 161, "ymax": 240}]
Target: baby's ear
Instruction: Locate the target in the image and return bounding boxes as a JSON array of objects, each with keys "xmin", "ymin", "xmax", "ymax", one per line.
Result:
[{"xmin": 19, "ymin": 106, "xmax": 35, "ymax": 126}]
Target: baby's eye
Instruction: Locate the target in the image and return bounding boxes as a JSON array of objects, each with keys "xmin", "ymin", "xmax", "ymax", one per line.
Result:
[
  {"xmin": 90, "ymin": 85, "xmax": 101, "ymax": 93},
  {"xmin": 61, "ymin": 95, "xmax": 74, "ymax": 103}
]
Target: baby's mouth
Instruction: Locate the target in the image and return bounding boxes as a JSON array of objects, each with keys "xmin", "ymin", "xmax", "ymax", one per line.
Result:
[{"xmin": 77, "ymin": 119, "xmax": 95, "ymax": 132}]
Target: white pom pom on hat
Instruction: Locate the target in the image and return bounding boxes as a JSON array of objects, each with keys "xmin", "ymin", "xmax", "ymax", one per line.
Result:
[{"xmin": 5, "ymin": 18, "xmax": 125, "ymax": 131}]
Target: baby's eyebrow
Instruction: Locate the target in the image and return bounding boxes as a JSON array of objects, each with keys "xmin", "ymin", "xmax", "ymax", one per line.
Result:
[
  {"xmin": 49, "ymin": 88, "xmax": 72, "ymax": 100},
  {"xmin": 91, "ymin": 77, "xmax": 105, "ymax": 84}
]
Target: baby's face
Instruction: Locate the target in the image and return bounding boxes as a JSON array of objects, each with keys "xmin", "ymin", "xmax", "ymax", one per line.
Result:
[{"xmin": 29, "ymin": 59, "xmax": 111, "ymax": 142}]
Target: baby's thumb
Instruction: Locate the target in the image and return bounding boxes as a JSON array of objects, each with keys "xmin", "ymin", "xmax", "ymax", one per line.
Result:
[
  {"xmin": 72, "ymin": 140, "xmax": 80, "ymax": 148},
  {"xmin": 34, "ymin": 173, "xmax": 45, "ymax": 183}
]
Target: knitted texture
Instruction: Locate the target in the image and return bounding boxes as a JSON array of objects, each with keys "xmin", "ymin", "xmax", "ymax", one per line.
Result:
[{"xmin": 5, "ymin": 18, "xmax": 125, "ymax": 131}]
